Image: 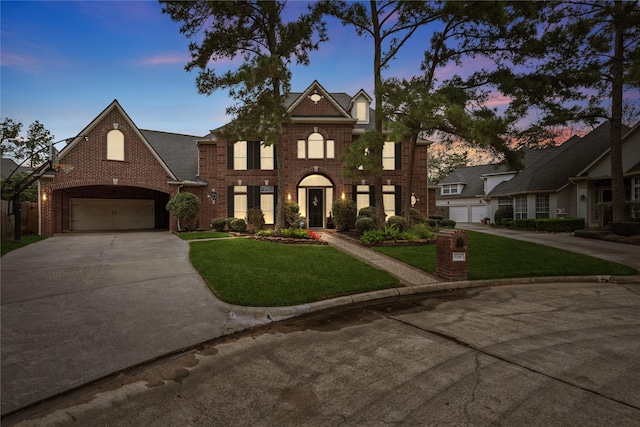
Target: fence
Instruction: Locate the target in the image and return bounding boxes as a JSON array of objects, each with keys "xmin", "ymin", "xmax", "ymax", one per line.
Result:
[{"xmin": 1, "ymin": 200, "xmax": 39, "ymax": 240}]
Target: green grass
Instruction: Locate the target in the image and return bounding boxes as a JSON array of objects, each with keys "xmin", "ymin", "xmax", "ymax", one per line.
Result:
[
  {"xmin": 374, "ymin": 230, "xmax": 637, "ymax": 280},
  {"xmin": 1, "ymin": 235, "xmax": 48, "ymax": 257},
  {"xmin": 176, "ymin": 231, "xmax": 230, "ymax": 240},
  {"xmin": 190, "ymin": 238, "xmax": 399, "ymax": 306}
]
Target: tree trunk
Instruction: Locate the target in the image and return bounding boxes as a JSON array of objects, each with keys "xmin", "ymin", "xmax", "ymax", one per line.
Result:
[
  {"xmin": 371, "ymin": 0, "xmax": 386, "ymax": 227},
  {"xmin": 610, "ymin": 0, "xmax": 627, "ymax": 222},
  {"xmin": 403, "ymin": 133, "xmax": 418, "ymax": 225}
]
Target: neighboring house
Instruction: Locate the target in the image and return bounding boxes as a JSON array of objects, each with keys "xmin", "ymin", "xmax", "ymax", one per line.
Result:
[
  {"xmin": 436, "ymin": 148, "xmax": 551, "ymax": 223},
  {"xmin": 437, "ymin": 121, "xmax": 639, "ymax": 226},
  {"xmin": 1, "ymin": 158, "xmax": 34, "ymax": 179},
  {"xmin": 38, "ymin": 81, "xmax": 435, "ymax": 234}
]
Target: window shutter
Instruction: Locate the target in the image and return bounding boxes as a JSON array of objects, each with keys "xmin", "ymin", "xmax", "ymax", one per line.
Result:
[
  {"xmin": 369, "ymin": 186, "xmax": 375, "ymax": 207},
  {"xmin": 395, "ymin": 185, "xmax": 402, "ymax": 215},
  {"xmin": 227, "ymin": 186, "xmax": 234, "ymax": 217},
  {"xmin": 227, "ymin": 143, "xmax": 234, "ymax": 170},
  {"xmin": 395, "ymin": 142, "xmax": 402, "ymax": 171},
  {"xmin": 352, "ymin": 186, "xmax": 357, "ymax": 202},
  {"xmin": 247, "ymin": 186, "xmax": 260, "ymax": 209},
  {"xmin": 247, "ymin": 141, "xmax": 260, "ymax": 170}
]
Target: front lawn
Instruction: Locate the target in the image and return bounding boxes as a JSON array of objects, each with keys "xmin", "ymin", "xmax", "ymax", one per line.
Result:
[
  {"xmin": 176, "ymin": 231, "xmax": 230, "ymax": 240},
  {"xmin": 190, "ymin": 238, "xmax": 399, "ymax": 306},
  {"xmin": 374, "ymin": 230, "xmax": 637, "ymax": 279},
  {"xmin": 1, "ymin": 235, "xmax": 48, "ymax": 257}
]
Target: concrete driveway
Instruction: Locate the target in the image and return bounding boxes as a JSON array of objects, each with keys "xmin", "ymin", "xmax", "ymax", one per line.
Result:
[
  {"xmin": 6, "ymin": 281, "xmax": 640, "ymax": 426},
  {"xmin": 0, "ymin": 232, "xmax": 276, "ymax": 415}
]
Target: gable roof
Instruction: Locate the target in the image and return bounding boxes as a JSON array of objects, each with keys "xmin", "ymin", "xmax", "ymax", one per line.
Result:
[
  {"xmin": 574, "ymin": 120, "xmax": 639, "ymax": 178},
  {"xmin": 489, "ymin": 121, "xmax": 620, "ymax": 197},
  {"xmin": 141, "ymin": 130, "xmax": 203, "ymax": 182},
  {"xmin": 58, "ymin": 100, "xmax": 179, "ymax": 181},
  {"xmin": 439, "ymin": 163, "xmax": 507, "ymax": 198}
]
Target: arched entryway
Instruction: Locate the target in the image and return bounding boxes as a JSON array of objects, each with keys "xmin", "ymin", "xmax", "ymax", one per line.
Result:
[{"xmin": 297, "ymin": 174, "xmax": 333, "ymax": 228}]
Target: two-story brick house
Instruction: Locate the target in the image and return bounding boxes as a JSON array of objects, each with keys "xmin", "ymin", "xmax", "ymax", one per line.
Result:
[{"xmin": 39, "ymin": 81, "xmax": 434, "ymax": 234}]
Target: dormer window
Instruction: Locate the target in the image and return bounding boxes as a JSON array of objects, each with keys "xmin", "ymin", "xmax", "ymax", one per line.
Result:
[{"xmin": 441, "ymin": 184, "xmax": 461, "ymax": 195}]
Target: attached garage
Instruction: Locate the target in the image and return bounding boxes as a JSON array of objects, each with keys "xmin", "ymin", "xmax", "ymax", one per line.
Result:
[{"xmin": 70, "ymin": 198, "xmax": 155, "ymax": 231}]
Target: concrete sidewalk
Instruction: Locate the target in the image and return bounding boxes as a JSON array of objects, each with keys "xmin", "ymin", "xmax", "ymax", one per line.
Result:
[{"xmin": 318, "ymin": 232, "xmax": 439, "ymax": 286}]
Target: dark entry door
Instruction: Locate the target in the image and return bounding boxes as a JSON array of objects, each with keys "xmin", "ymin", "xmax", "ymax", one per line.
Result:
[{"xmin": 308, "ymin": 189, "xmax": 324, "ymax": 228}]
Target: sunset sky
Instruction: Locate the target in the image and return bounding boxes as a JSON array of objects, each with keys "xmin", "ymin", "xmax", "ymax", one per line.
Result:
[
  {"xmin": 1, "ymin": 1, "xmax": 631, "ymax": 160},
  {"xmin": 2, "ymin": 1, "xmax": 426, "ymax": 144}
]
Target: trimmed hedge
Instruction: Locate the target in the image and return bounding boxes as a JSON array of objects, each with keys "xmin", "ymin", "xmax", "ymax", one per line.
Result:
[
  {"xmin": 229, "ymin": 218, "xmax": 247, "ymax": 232},
  {"xmin": 513, "ymin": 219, "xmax": 537, "ymax": 230},
  {"xmin": 211, "ymin": 217, "xmax": 227, "ymax": 231},
  {"xmin": 610, "ymin": 222, "xmax": 640, "ymax": 236},
  {"xmin": 536, "ymin": 218, "xmax": 585, "ymax": 233},
  {"xmin": 355, "ymin": 217, "xmax": 376, "ymax": 234},
  {"xmin": 441, "ymin": 219, "xmax": 456, "ymax": 228},
  {"xmin": 387, "ymin": 215, "xmax": 407, "ymax": 232},
  {"xmin": 333, "ymin": 199, "xmax": 357, "ymax": 231},
  {"xmin": 494, "ymin": 206, "xmax": 514, "ymax": 224}
]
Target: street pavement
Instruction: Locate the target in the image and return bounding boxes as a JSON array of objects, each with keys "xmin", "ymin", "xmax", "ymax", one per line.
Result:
[
  {"xmin": 2, "ymin": 227, "xmax": 639, "ymax": 424},
  {"xmin": 5, "ymin": 281, "xmax": 640, "ymax": 426}
]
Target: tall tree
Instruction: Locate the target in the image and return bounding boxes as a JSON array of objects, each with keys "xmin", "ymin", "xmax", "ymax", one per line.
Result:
[
  {"xmin": 161, "ymin": 0, "xmax": 326, "ymax": 230},
  {"xmin": 12, "ymin": 120, "xmax": 53, "ymax": 167},
  {"xmin": 382, "ymin": 1, "xmax": 542, "ymax": 224},
  {"xmin": 1, "ymin": 118, "xmax": 23, "ymax": 158},
  {"xmin": 500, "ymin": 1, "xmax": 640, "ymax": 222},
  {"xmin": 321, "ymin": 0, "xmax": 441, "ymax": 226}
]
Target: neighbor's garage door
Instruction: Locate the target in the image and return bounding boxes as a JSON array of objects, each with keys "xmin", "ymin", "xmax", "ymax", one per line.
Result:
[
  {"xmin": 471, "ymin": 205, "xmax": 487, "ymax": 223},
  {"xmin": 70, "ymin": 199, "xmax": 154, "ymax": 231},
  {"xmin": 448, "ymin": 206, "xmax": 469, "ymax": 223}
]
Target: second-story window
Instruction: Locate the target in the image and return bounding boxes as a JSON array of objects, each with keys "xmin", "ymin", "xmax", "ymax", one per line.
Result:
[
  {"xmin": 106, "ymin": 130, "xmax": 125, "ymax": 161},
  {"xmin": 297, "ymin": 132, "xmax": 334, "ymax": 159},
  {"xmin": 229, "ymin": 141, "xmax": 274, "ymax": 170}
]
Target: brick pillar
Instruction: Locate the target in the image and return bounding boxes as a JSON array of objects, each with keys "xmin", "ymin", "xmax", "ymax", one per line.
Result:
[{"xmin": 435, "ymin": 229, "xmax": 468, "ymax": 281}]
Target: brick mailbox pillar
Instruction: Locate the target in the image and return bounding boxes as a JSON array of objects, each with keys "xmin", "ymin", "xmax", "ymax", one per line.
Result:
[{"xmin": 435, "ymin": 229, "xmax": 468, "ymax": 281}]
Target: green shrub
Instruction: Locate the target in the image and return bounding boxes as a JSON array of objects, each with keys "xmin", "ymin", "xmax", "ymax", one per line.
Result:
[
  {"xmin": 247, "ymin": 207, "xmax": 265, "ymax": 231},
  {"xmin": 229, "ymin": 218, "xmax": 247, "ymax": 232},
  {"xmin": 500, "ymin": 218, "xmax": 514, "ymax": 227},
  {"xmin": 355, "ymin": 217, "xmax": 376, "ymax": 234},
  {"xmin": 441, "ymin": 219, "xmax": 456, "ymax": 228},
  {"xmin": 211, "ymin": 217, "xmax": 227, "ymax": 231},
  {"xmin": 428, "ymin": 214, "xmax": 444, "ymax": 221},
  {"xmin": 284, "ymin": 201, "xmax": 303, "ymax": 229},
  {"xmin": 494, "ymin": 206, "xmax": 514, "ymax": 224},
  {"xmin": 226, "ymin": 217, "xmax": 235, "ymax": 229},
  {"xmin": 513, "ymin": 218, "xmax": 536, "ymax": 230},
  {"xmin": 425, "ymin": 219, "xmax": 438, "ymax": 227},
  {"xmin": 279, "ymin": 228, "xmax": 311, "ymax": 239},
  {"xmin": 409, "ymin": 223, "xmax": 436, "ymax": 240},
  {"xmin": 609, "ymin": 221, "xmax": 640, "ymax": 236},
  {"xmin": 333, "ymin": 199, "xmax": 357, "ymax": 231},
  {"xmin": 387, "ymin": 215, "xmax": 407, "ymax": 232},
  {"xmin": 166, "ymin": 192, "xmax": 201, "ymax": 231},
  {"xmin": 360, "ymin": 224, "xmax": 402, "ymax": 245},
  {"xmin": 358, "ymin": 206, "xmax": 377, "ymax": 222},
  {"xmin": 257, "ymin": 229, "xmax": 274, "ymax": 237},
  {"xmin": 400, "ymin": 208, "xmax": 424, "ymax": 225},
  {"xmin": 536, "ymin": 218, "xmax": 585, "ymax": 233}
]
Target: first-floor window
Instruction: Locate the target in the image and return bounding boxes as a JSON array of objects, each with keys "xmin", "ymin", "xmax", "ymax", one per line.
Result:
[
  {"xmin": 233, "ymin": 186, "xmax": 247, "ymax": 219},
  {"xmin": 535, "ymin": 194, "xmax": 549, "ymax": 218},
  {"xmin": 514, "ymin": 195, "xmax": 527, "ymax": 219},
  {"xmin": 498, "ymin": 197, "xmax": 511, "ymax": 208},
  {"xmin": 229, "ymin": 185, "xmax": 275, "ymax": 225},
  {"xmin": 356, "ymin": 185, "xmax": 371, "ymax": 212},
  {"xmin": 383, "ymin": 185, "xmax": 396, "ymax": 219},
  {"xmin": 634, "ymin": 177, "xmax": 640, "ymax": 201}
]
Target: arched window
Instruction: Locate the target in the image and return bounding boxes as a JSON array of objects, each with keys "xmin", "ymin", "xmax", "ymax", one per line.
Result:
[
  {"xmin": 307, "ymin": 132, "xmax": 324, "ymax": 159},
  {"xmin": 107, "ymin": 130, "xmax": 124, "ymax": 161}
]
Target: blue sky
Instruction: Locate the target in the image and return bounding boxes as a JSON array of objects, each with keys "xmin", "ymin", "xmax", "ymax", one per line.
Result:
[{"xmin": 1, "ymin": 0, "xmax": 434, "ymax": 146}]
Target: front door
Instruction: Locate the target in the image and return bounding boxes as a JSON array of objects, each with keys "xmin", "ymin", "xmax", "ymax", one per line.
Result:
[{"xmin": 308, "ymin": 189, "xmax": 324, "ymax": 228}]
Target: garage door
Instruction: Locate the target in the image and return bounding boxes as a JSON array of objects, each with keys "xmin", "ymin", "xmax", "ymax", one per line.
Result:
[
  {"xmin": 448, "ymin": 206, "xmax": 469, "ymax": 223},
  {"xmin": 71, "ymin": 199, "xmax": 154, "ymax": 231},
  {"xmin": 471, "ymin": 205, "xmax": 487, "ymax": 223}
]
